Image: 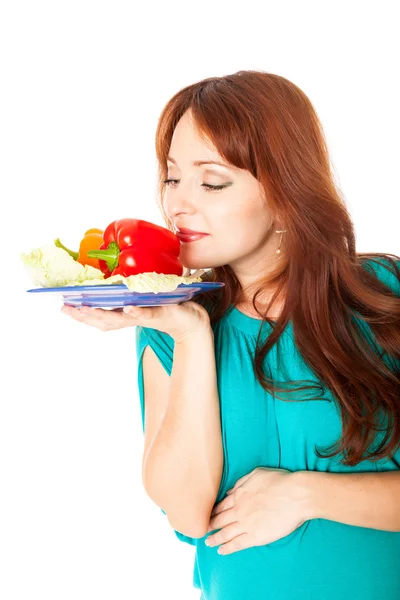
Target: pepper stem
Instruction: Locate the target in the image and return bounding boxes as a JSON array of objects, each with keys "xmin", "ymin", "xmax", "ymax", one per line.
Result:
[
  {"xmin": 87, "ymin": 241, "xmax": 120, "ymax": 271},
  {"xmin": 54, "ymin": 238, "xmax": 79, "ymax": 260}
]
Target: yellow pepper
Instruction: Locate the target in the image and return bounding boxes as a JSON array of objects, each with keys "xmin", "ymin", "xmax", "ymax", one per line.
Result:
[{"xmin": 54, "ymin": 228, "xmax": 104, "ymax": 270}]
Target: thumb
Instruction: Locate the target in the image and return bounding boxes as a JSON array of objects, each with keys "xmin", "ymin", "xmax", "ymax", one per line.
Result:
[{"xmin": 123, "ymin": 305, "xmax": 151, "ymax": 319}]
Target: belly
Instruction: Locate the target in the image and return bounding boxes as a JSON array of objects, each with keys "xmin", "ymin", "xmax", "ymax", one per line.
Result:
[{"xmin": 194, "ymin": 519, "xmax": 400, "ymax": 600}]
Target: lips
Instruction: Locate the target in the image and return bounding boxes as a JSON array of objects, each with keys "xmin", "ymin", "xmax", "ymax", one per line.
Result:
[
  {"xmin": 176, "ymin": 227, "xmax": 208, "ymax": 235},
  {"xmin": 176, "ymin": 231, "xmax": 209, "ymax": 242}
]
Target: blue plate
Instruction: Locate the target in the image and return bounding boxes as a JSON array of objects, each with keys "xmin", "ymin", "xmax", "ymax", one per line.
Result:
[{"xmin": 27, "ymin": 282, "xmax": 224, "ymax": 309}]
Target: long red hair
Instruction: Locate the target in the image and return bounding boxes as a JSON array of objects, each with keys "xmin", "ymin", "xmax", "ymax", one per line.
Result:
[{"xmin": 154, "ymin": 70, "xmax": 400, "ymax": 467}]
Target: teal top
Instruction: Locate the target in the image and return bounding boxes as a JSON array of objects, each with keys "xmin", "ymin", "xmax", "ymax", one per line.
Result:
[{"xmin": 135, "ymin": 258, "xmax": 400, "ymax": 600}]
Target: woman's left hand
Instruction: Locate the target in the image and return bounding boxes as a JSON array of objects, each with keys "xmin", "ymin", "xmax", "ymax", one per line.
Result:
[{"xmin": 205, "ymin": 467, "xmax": 311, "ymax": 555}]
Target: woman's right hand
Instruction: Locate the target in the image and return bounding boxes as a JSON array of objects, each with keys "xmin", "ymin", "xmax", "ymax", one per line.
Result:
[{"xmin": 61, "ymin": 300, "xmax": 212, "ymax": 343}]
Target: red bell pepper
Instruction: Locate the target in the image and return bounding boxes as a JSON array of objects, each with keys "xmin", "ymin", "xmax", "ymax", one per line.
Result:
[{"xmin": 87, "ymin": 218, "xmax": 183, "ymax": 278}]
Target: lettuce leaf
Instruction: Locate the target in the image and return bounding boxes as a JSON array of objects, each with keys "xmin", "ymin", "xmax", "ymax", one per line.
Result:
[{"xmin": 21, "ymin": 243, "xmax": 204, "ymax": 292}]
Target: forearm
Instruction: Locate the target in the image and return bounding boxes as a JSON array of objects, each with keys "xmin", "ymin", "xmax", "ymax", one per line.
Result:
[
  {"xmin": 297, "ymin": 470, "xmax": 400, "ymax": 532},
  {"xmin": 143, "ymin": 328, "xmax": 223, "ymax": 537}
]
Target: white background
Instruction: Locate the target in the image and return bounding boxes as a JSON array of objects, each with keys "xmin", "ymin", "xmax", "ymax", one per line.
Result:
[{"xmin": 1, "ymin": 1, "xmax": 399, "ymax": 599}]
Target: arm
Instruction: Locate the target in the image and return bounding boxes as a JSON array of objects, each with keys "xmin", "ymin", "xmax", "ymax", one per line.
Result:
[
  {"xmin": 296, "ymin": 470, "xmax": 400, "ymax": 532},
  {"xmin": 143, "ymin": 328, "xmax": 223, "ymax": 539}
]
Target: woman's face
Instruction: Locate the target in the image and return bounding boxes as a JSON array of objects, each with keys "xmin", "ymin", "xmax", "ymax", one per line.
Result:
[{"xmin": 163, "ymin": 109, "xmax": 280, "ymax": 281}]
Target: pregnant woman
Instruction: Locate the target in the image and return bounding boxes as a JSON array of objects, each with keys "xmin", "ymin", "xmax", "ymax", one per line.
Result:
[{"xmin": 63, "ymin": 69, "xmax": 400, "ymax": 600}]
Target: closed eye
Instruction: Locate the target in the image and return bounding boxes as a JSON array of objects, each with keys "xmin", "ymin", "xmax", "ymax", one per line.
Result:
[{"xmin": 163, "ymin": 179, "xmax": 227, "ymax": 192}]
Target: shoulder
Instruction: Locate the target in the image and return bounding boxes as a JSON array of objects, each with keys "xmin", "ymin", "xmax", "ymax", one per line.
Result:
[
  {"xmin": 135, "ymin": 326, "xmax": 175, "ymax": 375},
  {"xmin": 359, "ymin": 255, "xmax": 400, "ymax": 296},
  {"xmin": 136, "ymin": 325, "xmax": 174, "ymax": 352}
]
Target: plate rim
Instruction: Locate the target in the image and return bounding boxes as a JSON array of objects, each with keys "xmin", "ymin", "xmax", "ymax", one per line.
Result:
[{"xmin": 27, "ymin": 281, "xmax": 225, "ymax": 293}]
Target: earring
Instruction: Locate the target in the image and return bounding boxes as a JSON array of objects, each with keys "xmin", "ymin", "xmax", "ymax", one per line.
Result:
[{"xmin": 275, "ymin": 229, "xmax": 286, "ymax": 255}]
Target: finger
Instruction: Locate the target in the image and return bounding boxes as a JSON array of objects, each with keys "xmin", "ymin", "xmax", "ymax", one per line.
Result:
[
  {"xmin": 60, "ymin": 306, "xmax": 106, "ymax": 327},
  {"xmin": 208, "ymin": 506, "xmax": 237, "ymax": 534},
  {"xmin": 229, "ymin": 472, "xmax": 253, "ymax": 491},
  {"xmin": 61, "ymin": 305, "xmax": 137, "ymax": 329},
  {"xmin": 123, "ymin": 306, "xmax": 144, "ymax": 317},
  {"xmin": 206, "ymin": 522, "xmax": 243, "ymax": 548},
  {"xmin": 217, "ymin": 532, "xmax": 250, "ymax": 555},
  {"xmin": 61, "ymin": 306, "xmax": 87, "ymax": 320},
  {"xmin": 123, "ymin": 305, "xmax": 155, "ymax": 320},
  {"xmin": 210, "ymin": 495, "xmax": 234, "ymax": 518},
  {"xmin": 62, "ymin": 306, "xmax": 104, "ymax": 318},
  {"xmin": 80, "ymin": 306, "xmax": 141, "ymax": 326}
]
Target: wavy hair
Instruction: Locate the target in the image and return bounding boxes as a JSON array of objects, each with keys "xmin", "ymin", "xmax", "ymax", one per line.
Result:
[{"xmin": 154, "ymin": 69, "xmax": 400, "ymax": 467}]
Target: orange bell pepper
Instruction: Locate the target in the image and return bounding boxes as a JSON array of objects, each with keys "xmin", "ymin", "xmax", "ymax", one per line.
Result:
[{"xmin": 54, "ymin": 228, "xmax": 104, "ymax": 270}]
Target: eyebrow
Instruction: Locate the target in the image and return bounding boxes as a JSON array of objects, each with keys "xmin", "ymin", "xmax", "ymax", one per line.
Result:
[{"xmin": 167, "ymin": 156, "xmax": 229, "ymax": 168}]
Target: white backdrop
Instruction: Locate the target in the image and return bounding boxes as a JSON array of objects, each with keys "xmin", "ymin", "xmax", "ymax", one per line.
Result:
[{"xmin": 1, "ymin": 1, "xmax": 399, "ymax": 599}]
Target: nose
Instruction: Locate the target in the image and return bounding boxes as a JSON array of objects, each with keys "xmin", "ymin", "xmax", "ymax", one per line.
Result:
[{"xmin": 164, "ymin": 183, "xmax": 197, "ymax": 223}]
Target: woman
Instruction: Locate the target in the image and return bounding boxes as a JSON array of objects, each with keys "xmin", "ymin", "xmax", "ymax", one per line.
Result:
[{"xmin": 63, "ymin": 70, "xmax": 400, "ymax": 600}]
